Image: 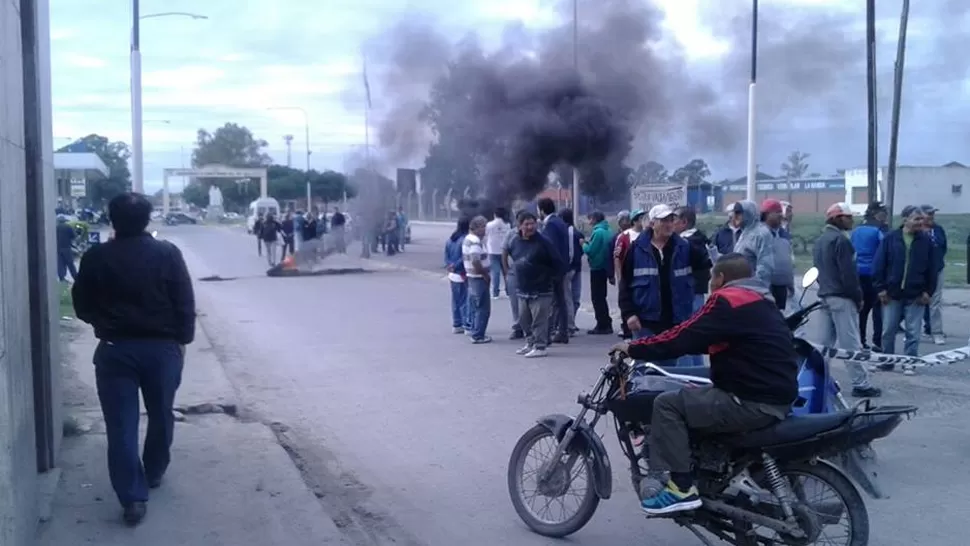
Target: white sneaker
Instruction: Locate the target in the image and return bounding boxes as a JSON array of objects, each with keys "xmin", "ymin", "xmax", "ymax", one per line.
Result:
[
  {"xmin": 524, "ymin": 347, "xmax": 548, "ymax": 358},
  {"xmin": 902, "ymin": 365, "xmax": 917, "ymax": 376},
  {"xmin": 452, "ymin": 327, "xmax": 465, "ymax": 334},
  {"xmin": 515, "ymin": 344, "xmax": 534, "ymax": 355},
  {"xmin": 933, "ymin": 334, "xmax": 946, "ymax": 345}
]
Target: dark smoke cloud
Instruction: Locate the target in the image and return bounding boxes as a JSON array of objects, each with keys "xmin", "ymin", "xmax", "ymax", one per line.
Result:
[{"xmin": 359, "ymin": 0, "xmax": 970, "ymax": 195}]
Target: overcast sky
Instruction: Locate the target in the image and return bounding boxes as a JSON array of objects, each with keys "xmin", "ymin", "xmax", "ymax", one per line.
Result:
[{"xmin": 49, "ymin": 0, "xmax": 968, "ymax": 193}]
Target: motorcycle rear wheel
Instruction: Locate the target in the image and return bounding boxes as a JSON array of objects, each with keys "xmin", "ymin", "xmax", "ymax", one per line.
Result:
[
  {"xmin": 507, "ymin": 424, "xmax": 600, "ymax": 538},
  {"xmin": 737, "ymin": 461, "xmax": 869, "ymax": 546}
]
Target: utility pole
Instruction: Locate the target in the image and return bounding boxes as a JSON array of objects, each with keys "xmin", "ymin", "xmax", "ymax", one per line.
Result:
[
  {"xmin": 571, "ymin": 0, "xmax": 581, "ymax": 215},
  {"xmin": 283, "ymin": 134, "xmax": 293, "ymax": 168},
  {"xmin": 130, "ymin": 0, "xmax": 143, "ymax": 193},
  {"xmin": 745, "ymin": 0, "xmax": 759, "ymax": 202},
  {"xmin": 885, "ymin": 0, "xmax": 910, "ymax": 217},
  {"xmin": 865, "ymin": 0, "xmax": 879, "ymax": 204}
]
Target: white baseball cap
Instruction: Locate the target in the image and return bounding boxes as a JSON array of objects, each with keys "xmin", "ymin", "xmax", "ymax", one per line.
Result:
[{"xmin": 648, "ymin": 204, "xmax": 675, "ymax": 221}]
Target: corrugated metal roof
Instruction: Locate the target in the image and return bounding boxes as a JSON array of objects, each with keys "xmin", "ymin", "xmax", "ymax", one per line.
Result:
[{"xmin": 53, "ymin": 152, "xmax": 109, "ymax": 177}]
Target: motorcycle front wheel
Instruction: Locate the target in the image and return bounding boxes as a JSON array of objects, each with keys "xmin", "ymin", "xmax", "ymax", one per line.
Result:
[{"xmin": 507, "ymin": 424, "xmax": 600, "ymax": 538}]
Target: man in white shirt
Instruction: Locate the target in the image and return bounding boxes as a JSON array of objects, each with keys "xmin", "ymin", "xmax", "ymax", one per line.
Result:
[
  {"xmin": 463, "ymin": 216, "xmax": 492, "ymax": 344},
  {"xmin": 485, "ymin": 208, "xmax": 512, "ymax": 299}
]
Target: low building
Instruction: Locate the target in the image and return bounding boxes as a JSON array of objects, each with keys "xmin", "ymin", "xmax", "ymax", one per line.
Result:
[
  {"xmin": 720, "ymin": 175, "xmax": 845, "ymax": 214},
  {"xmin": 844, "ymin": 163, "xmax": 970, "ymax": 215},
  {"xmin": 53, "ymin": 142, "xmax": 109, "ymax": 208}
]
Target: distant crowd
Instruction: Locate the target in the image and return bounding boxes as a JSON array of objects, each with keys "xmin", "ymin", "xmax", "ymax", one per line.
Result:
[
  {"xmin": 444, "ymin": 198, "xmax": 949, "ymax": 398},
  {"xmin": 251, "ymin": 208, "xmax": 348, "ymax": 266}
]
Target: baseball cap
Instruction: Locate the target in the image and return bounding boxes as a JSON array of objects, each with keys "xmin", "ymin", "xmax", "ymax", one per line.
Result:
[
  {"xmin": 630, "ymin": 208, "xmax": 646, "ymax": 221},
  {"xmin": 866, "ymin": 200, "xmax": 887, "ymax": 213},
  {"xmin": 648, "ymin": 204, "xmax": 675, "ymax": 221},
  {"xmin": 761, "ymin": 199, "xmax": 783, "ymax": 214},
  {"xmin": 825, "ymin": 202, "xmax": 853, "ymax": 220},
  {"xmin": 921, "ymin": 204, "xmax": 939, "ymax": 214},
  {"xmin": 900, "ymin": 205, "xmax": 919, "ymax": 218}
]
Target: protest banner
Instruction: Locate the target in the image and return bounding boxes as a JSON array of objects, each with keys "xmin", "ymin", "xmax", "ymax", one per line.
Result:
[{"xmin": 629, "ymin": 184, "xmax": 687, "ymax": 211}]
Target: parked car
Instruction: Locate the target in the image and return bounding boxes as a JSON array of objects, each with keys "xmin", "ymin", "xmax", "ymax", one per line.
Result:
[{"xmin": 164, "ymin": 212, "xmax": 198, "ymax": 225}]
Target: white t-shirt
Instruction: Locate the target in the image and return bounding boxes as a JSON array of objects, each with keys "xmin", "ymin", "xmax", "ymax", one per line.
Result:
[
  {"xmin": 485, "ymin": 218, "xmax": 511, "ymax": 255},
  {"xmin": 462, "ymin": 233, "xmax": 489, "ymax": 278}
]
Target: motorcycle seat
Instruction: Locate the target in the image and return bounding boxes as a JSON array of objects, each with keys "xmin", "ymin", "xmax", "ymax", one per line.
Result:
[{"xmin": 720, "ymin": 410, "xmax": 856, "ymax": 448}]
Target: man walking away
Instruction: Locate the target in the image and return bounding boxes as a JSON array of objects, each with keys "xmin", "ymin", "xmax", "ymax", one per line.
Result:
[
  {"xmin": 760, "ymin": 199, "xmax": 795, "ymax": 309},
  {"xmin": 252, "ymin": 213, "xmax": 264, "ymax": 257},
  {"xmin": 444, "ymin": 218, "xmax": 471, "ymax": 334},
  {"xmin": 72, "ymin": 193, "xmax": 195, "ymax": 526},
  {"xmin": 584, "ymin": 210, "xmax": 614, "ymax": 335},
  {"xmin": 732, "ymin": 200, "xmax": 775, "ymax": 287},
  {"xmin": 921, "ymin": 205, "xmax": 947, "ymax": 345},
  {"xmin": 486, "ymin": 207, "xmax": 512, "ymax": 299},
  {"xmin": 463, "ymin": 216, "xmax": 492, "ymax": 343},
  {"xmin": 507, "ymin": 211, "xmax": 564, "ymax": 358},
  {"xmin": 673, "ymin": 206, "xmax": 712, "ymax": 366},
  {"xmin": 261, "ymin": 213, "xmax": 282, "ymax": 266},
  {"xmin": 851, "ymin": 201, "xmax": 887, "ymax": 350},
  {"xmin": 560, "ymin": 208, "xmax": 581, "ymax": 336},
  {"xmin": 502, "ymin": 214, "xmax": 525, "ymax": 340},
  {"xmin": 330, "ymin": 207, "xmax": 347, "ymax": 253},
  {"xmin": 536, "ymin": 198, "xmax": 570, "ymax": 344},
  {"xmin": 873, "ymin": 205, "xmax": 937, "ymax": 373},
  {"xmin": 712, "ymin": 204, "xmax": 742, "ymax": 256},
  {"xmin": 614, "ymin": 209, "xmax": 646, "ymax": 339},
  {"xmin": 813, "ymin": 203, "xmax": 880, "ymax": 398},
  {"xmin": 56, "ymin": 215, "xmax": 79, "ymax": 282}
]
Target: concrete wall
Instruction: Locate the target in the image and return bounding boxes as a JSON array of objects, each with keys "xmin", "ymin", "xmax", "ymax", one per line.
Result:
[{"xmin": 844, "ymin": 166, "xmax": 970, "ymax": 215}]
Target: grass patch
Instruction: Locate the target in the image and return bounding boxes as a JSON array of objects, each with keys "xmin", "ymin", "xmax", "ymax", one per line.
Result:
[{"xmin": 59, "ymin": 283, "xmax": 75, "ymax": 318}]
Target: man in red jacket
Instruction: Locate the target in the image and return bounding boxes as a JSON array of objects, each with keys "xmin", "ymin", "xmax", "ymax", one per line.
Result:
[{"xmin": 612, "ymin": 253, "xmax": 798, "ymax": 516}]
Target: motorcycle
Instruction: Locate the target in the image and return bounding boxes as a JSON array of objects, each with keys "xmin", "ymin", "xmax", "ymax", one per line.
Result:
[{"xmin": 507, "ymin": 304, "xmax": 916, "ymax": 545}]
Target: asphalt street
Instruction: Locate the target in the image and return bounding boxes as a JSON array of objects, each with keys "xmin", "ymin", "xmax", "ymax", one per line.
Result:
[{"xmin": 161, "ymin": 222, "xmax": 970, "ymax": 546}]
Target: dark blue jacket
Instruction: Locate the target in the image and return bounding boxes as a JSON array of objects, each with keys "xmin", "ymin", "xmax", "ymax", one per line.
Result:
[
  {"xmin": 872, "ymin": 229, "xmax": 938, "ymax": 300},
  {"xmin": 712, "ymin": 224, "xmax": 739, "ymax": 255},
  {"xmin": 443, "ymin": 233, "xmax": 466, "ymax": 277},
  {"xmin": 541, "ymin": 214, "xmax": 570, "ymax": 274},
  {"xmin": 928, "ymin": 224, "xmax": 947, "ymax": 272},
  {"xmin": 619, "ymin": 233, "xmax": 695, "ymax": 323},
  {"xmin": 850, "ymin": 221, "xmax": 884, "ymax": 276}
]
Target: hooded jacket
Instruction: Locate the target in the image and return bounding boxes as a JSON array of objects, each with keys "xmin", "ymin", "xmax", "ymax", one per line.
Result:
[
  {"xmin": 583, "ymin": 220, "xmax": 613, "ymax": 271},
  {"xmin": 850, "ymin": 218, "xmax": 885, "ymax": 276},
  {"xmin": 732, "ymin": 200, "xmax": 775, "ymax": 287},
  {"xmin": 627, "ymin": 278, "xmax": 796, "ymax": 407}
]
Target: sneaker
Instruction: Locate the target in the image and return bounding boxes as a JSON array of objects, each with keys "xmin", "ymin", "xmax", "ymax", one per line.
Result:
[
  {"xmin": 851, "ymin": 386, "xmax": 883, "ymax": 398},
  {"xmin": 870, "ymin": 345, "xmax": 883, "ymax": 353},
  {"xmin": 515, "ymin": 344, "xmax": 534, "ymax": 355},
  {"xmin": 902, "ymin": 364, "xmax": 917, "ymax": 376},
  {"xmin": 640, "ymin": 482, "xmax": 702, "ymax": 516},
  {"xmin": 452, "ymin": 327, "xmax": 465, "ymax": 334},
  {"xmin": 509, "ymin": 330, "xmax": 525, "ymax": 340},
  {"xmin": 933, "ymin": 334, "xmax": 946, "ymax": 345},
  {"xmin": 491, "ymin": 295, "xmax": 501, "ymax": 300},
  {"xmin": 472, "ymin": 336, "xmax": 493, "ymax": 344},
  {"xmin": 524, "ymin": 347, "xmax": 548, "ymax": 358},
  {"xmin": 587, "ymin": 327, "xmax": 613, "ymax": 335}
]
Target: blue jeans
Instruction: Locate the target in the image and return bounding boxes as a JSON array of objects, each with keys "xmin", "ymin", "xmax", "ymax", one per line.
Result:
[
  {"xmin": 467, "ymin": 277, "xmax": 492, "ymax": 340},
  {"xmin": 633, "ymin": 327, "xmax": 687, "ymax": 368},
  {"xmin": 881, "ymin": 299, "xmax": 925, "ymax": 356},
  {"xmin": 570, "ymin": 269, "xmax": 582, "ymax": 317},
  {"xmin": 94, "ymin": 339, "xmax": 184, "ymax": 505},
  {"xmin": 683, "ymin": 294, "xmax": 707, "ymax": 367},
  {"xmin": 488, "ymin": 255, "xmax": 504, "ymax": 297},
  {"xmin": 57, "ymin": 249, "xmax": 78, "ymax": 281},
  {"xmin": 450, "ymin": 281, "xmax": 470, "ymax": 329}
]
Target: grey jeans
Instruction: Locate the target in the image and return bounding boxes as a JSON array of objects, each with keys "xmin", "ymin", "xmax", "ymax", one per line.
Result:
[
  {"xmin": 819, "ymin": 296, "xmax": 870, "ymax": 388},
  {"xmin": 649, "ymin": 386, "xmax": 786, "ymax": 474},
  {"xmin": 562, "ymin": 271, "xmax": 576, "ymax": 331},
  {"xmin": 507, "ymin": 273, "xmax": 522, "ymax": 332},
  {"xmin": 519, "ymin": 294, "xmax": 553, "ymax": 350},
  {"xmin": 264, "ymin": 241, "xmax": 279, "ymax": 266}
]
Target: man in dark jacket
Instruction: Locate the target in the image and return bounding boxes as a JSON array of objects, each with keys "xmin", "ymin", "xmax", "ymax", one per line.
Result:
[
  {"xmin": 873, "ymin": 205, "xmax": 938, "ymax": 364},
  {"xmin": 261, "ymin": 213, "xmax": 282, "ymax": 266},
  {"xmin": 55, "ymin": 215, "xmax": 78, "ymax": 281},
  {"xmin": 252, "ymin": 213, "xmax": 264, "ymax": 257},
  {"xmin": 72, "ymin": 193, "xmax": 196, "ymax": 526},
  {"xmin": 851, "ymin": 201, "xmax": 887, "ymax": 350},
  {"xmin": 612, "ymin": 253, "xmax": 797, "ymax": 516},
  {"xmin": 673, "ymin": 206, "xmax": 711, "ymax": 366},
  {"xmin": 618, "ymin": 204, "xmax": 712, "ymax": 367},
  {"xmin": 537, "ymin": 198, "xmax": 570, "ymax": 344},
  {"xmin": 712, "ymin": 204, "xmax": 741, "ymax": 256},
  {"xmin": 506, "ymin": 211, "xmax": 564, "ymax": 358},
  {"xmin": 813, "ymin": 203, "xmax": 880, "ymax": 397},
  {"xmin": 921, "ymin": 205, "xmax": 947, "ymax": 344}
]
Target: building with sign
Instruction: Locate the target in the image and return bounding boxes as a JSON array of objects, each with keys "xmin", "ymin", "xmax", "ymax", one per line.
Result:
[
  {"xmin": 720, "ymin": 175, "xmax": 846, "ymax": 214},
  {"xmin": 53, "ymin": 142, "xmax": 109, "ymax": 206},
  {"xmin": 844, "ymin": 163, "xmax": 970, "ymax": 215}
]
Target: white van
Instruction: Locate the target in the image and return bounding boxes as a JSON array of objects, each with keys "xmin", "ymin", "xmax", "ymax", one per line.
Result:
[{"xmin": 247, "ymin": 197, "xmax": 281, "ymax": 233}]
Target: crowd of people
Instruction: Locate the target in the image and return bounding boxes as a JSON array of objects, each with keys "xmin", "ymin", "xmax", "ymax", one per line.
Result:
[
  {"xmin": 251, "ymin": 208, "xmax": 348, "ymax": 266},
  {"xmin": 443, "ymin": 197, "xmax": 950, "ymax": 396}
]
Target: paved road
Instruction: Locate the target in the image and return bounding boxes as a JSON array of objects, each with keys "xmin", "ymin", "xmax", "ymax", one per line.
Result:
[{"xmin": 161, "ymin": 223, "xmax": 970, "ymax": 546}]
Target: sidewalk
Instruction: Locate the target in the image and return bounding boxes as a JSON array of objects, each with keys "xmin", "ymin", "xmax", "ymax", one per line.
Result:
[{"xmin": 39, "ymin": 321, "xmax": 349, "ymax": 546}]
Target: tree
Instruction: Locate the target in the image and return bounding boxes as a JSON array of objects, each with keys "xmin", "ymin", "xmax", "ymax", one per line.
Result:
[
  {"xmin": 780, "ymin": 151, "xmax": 811, "ymax": 180},
  {"xmin": 63, "ymin": 134, "xmax": 132, "ymax": 206},
  {"xmin": 628, "ymin": 161, "xmax": 669, "ymax": 186},
  {"xmin": 670, "ymin": 159, "xmax": 711, "ymax": 187},
  {"xmin": 181, "ymin": 182, "xmax": 208, "ymax": 208},
  {"xmin": 190, "ymin": 123, "xmax": 272, "ymax": 210}
]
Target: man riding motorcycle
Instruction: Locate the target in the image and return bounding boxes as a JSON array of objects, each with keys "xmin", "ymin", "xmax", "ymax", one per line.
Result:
[{"xmin": 612, "ymin": 252, "xmax": 799, "ymax": 516}]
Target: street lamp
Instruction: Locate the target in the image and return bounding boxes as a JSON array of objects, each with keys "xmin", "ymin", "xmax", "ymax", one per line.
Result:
[
  {"xmin": 267, "ymin": 106, "xmax": 312, "ymax": 212},
  {"xmin": 745, "ymin": 0, "xmax": 759, "ymax": 201},
  {"xmin": 130, "ymin": 2, "xmax": 207, "ymax": 194},
  {"xmin": 571, "ymin": 0, "xmax": 580, "ymax": 215}
]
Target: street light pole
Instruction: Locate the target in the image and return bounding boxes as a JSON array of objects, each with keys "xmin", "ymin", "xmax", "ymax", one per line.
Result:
[
  {"xmin": 267, "ymin": 107, "xmax": 312, "ymax": 211},
  {"xmin": 745, "ymin": 0, "xmax": 759, "ymax": 202},
  {"xmin": 571, "ymin": 0, "xmax": 580, "ymax": 216},
  {"xmin": 130, "ymin": 5, "xmax": 207, "ymax": 194}
]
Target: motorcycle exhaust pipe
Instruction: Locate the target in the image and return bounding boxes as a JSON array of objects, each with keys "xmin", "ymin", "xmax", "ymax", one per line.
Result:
[{"xmin": 701, "ymin": 499, "xmax": 805, "ymax": 538}]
